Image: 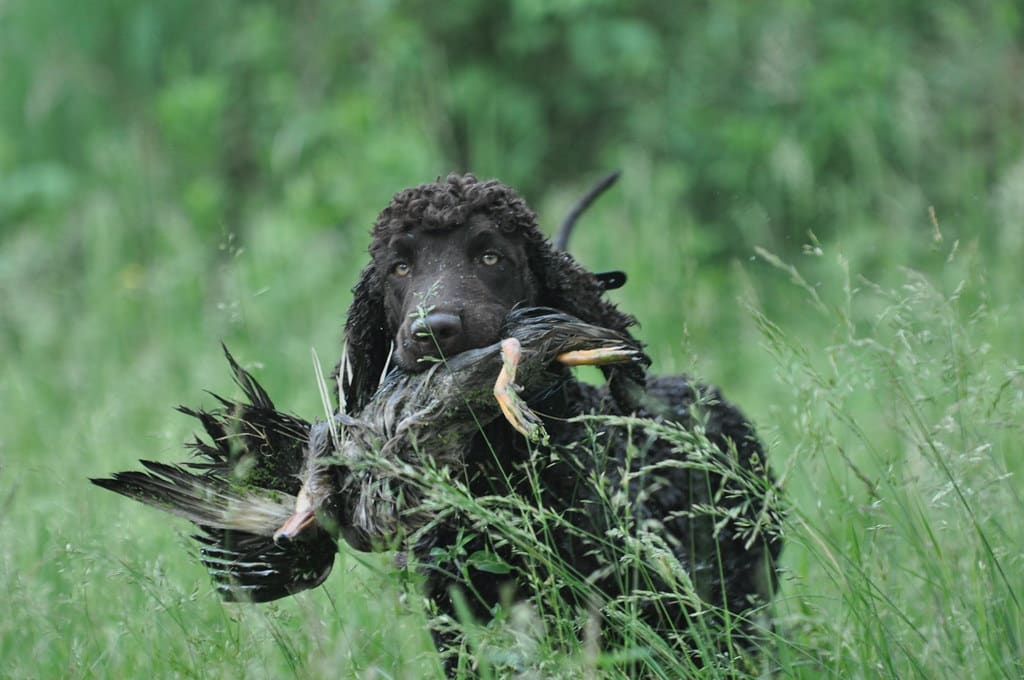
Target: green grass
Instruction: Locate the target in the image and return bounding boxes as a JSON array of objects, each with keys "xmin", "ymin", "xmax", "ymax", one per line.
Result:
[
  {"xmin": 3, "ymin": 161, "xmax": 1023, "ymax": 677},
  {"xmin": 754, "ymin": 244, "xmax": 1024, "ymax": 678},
  {"xmin": 3, "ymin": 1, "xmax": 1023, "ymax": 675}
]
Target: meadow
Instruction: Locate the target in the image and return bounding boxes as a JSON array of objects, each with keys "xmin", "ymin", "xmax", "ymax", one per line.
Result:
[{"xmin": 2, "ymin": 2, "xmax": 1023, "ymax": 677}]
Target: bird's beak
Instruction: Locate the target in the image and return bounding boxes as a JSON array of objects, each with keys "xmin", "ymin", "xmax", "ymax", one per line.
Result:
[{"xmin": 273, "ymin": 510, "xmax": 317, "ymax": 544}]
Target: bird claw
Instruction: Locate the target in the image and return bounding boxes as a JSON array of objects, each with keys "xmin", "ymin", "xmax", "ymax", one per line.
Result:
[
  {"xmin": 494, "ymin": 338, "xmax": 545, "ymax": 440},
  {"xmin": 494, "ymin": 339, "xmax": 637, "ymax": 438}
]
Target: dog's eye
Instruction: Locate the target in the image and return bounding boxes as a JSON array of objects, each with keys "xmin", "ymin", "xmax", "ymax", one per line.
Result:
[
  {"xmin": 392, "ymin": 262, "xmax": 411, "ymax": 277},
  {"xmin": 480, "ymin": 252, "xmax": 501, "ymax": 266}
]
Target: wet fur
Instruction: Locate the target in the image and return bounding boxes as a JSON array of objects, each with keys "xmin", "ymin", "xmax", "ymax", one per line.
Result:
[{"xmin": 337, "ymin": 174, "xmax": 781, "ymax": 663}]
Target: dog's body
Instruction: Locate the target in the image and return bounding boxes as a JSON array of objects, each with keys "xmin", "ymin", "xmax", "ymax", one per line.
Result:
[{"xmin": 338, "ymin": 174, "xmax": 781, "ymax": 661}]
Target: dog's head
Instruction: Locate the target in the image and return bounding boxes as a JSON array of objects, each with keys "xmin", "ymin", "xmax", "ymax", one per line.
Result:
[
  {"xmin": 382, "ymin": 212, "xmax": 537, "ymax": 370},
  {"xmin": 339, "ymin": 173, "xmax": 639, "ymax": 412}
]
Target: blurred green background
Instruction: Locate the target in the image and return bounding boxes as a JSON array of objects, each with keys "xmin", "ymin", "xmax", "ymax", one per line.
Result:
[{"xmin": 2, "ymin": 1, "xmax": 1023, "ymax": 677}]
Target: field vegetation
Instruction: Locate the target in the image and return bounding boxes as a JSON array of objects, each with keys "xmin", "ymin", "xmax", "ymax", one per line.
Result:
[{"xmin": 2, "ymin": 2, "xmax": 1022, "ymax": 677}]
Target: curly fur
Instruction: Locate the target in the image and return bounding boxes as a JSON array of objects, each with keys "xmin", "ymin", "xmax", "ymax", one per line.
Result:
[
  {"xmin": 337, "ymin": 173, "xmax": 782, "ymax": 665},
  {"xmin": 340, "ymin": 174, "xmax": 640, "ymax": 412}
]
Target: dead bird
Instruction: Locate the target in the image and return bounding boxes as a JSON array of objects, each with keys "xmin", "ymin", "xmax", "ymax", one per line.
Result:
[{"xmin": 92, "ymin": 307, "xmax": 643, "ymax": 602}]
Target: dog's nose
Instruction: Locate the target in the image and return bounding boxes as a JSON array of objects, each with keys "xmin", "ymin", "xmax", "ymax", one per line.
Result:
[{"xmin": 410, "ymin": 312, "xmax": 463, "ymax": 348}]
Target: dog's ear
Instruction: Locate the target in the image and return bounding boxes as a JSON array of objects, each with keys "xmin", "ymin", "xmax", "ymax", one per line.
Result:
[{"xmin": 334, "ymin": 264, "xmax": 391, "ymax": 413}]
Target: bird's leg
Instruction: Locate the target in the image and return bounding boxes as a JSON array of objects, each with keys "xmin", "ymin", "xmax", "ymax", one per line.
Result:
[
  {"xmin": 556, "ymin": 345, "xmax": 638, "ymax": 366},
  {"xmin": 493, "ymin": 338, "xmax": 545, "ymax": 439},
  {"xmin": 494, "ymin": 339, "xmax": 639, "ymax": 437}
]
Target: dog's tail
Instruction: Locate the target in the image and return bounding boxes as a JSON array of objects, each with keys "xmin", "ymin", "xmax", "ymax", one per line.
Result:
[
  {"xmin": 555, "ymin": 170, "xmax": 620, "ymax": 252},
  {"xmin": 555, "ymin": 171, "xmax": 628, "ymax": 292}
]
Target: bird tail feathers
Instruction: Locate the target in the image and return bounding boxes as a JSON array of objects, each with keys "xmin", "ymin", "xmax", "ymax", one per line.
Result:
[{"xmin": 92, "ymin": 460, "xmax": 294, "ymax": 536}]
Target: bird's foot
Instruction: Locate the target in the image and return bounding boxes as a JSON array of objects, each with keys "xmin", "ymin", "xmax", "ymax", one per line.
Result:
[{"xmin": 494, "ymin": 338, "xmax": 545, "ymax": 440}]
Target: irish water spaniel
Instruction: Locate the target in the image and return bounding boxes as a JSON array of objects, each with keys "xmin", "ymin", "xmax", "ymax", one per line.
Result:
[{"xmin": 337, "ymin": 173, "xmax": 783, "ymax": 664}]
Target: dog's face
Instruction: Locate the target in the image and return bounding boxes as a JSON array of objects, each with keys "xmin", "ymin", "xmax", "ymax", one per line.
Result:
[{"xmin": 378, "ymin": 213, "xmax": 538, "ymax": 371}]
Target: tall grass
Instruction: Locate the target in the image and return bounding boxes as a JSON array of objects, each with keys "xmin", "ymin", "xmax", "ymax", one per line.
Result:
[
  {"xmin": 0, "ymin": 64, "xmax": 1017, "ymax": 671},
  {"xmin": 396, "ymin": 411, "xmax": 782, "ymax": 678},
  {"xmin": 3, "ymin": 1, "xmax": 1021, "ymax": 674},
  {"xmin": 5, "ymin": 200, "xmax": 1020, "ymax": 678},
  {"xmin": 754, "ymin": 239, "xmax": 1024, "ymax": 679},
  {"xmin": 343, "ymin": 231, "xmax": 1022, "ymax": 679}
]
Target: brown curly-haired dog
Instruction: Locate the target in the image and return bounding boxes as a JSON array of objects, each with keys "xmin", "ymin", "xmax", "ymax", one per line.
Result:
[{"xmin": 338, "ymin": 174, "xmax": 782, "ymax": 665}]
